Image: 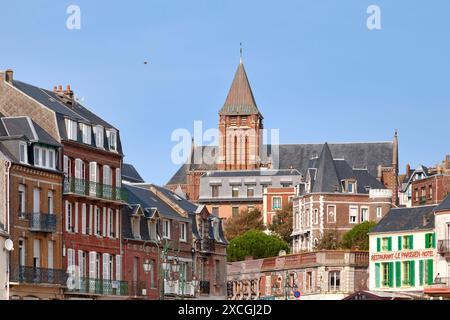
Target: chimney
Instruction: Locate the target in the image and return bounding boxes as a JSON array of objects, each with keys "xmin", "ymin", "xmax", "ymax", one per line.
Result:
[
  {"xmin": 445, "ymin": 155, "xmax": 450, "ymax": 170},
  {"xmin": 377, "ymin": 165, "xmax": 383, "ymax": 182},
  {"xmin": 5, "ymin": 69, "xmax": 13, "ymax": 83},
  {"xmin": 406, "ymin": 163, "xmax": 411, "ymax": 177},
  {"xmin": 55, "ymin": 84, "xmax": 75, "ymax": 105}
]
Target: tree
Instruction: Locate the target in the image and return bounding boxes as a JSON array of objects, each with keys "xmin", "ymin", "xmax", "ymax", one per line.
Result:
[
  {"xmin": 227, "ymin": 230, "xmax": 289, "ymax": 262},
  {"xmin": 224, "ymin": 208, "xmax": 264, "ymax": 241},
  {"xmin": 315, "ymin": 229, "xmax": 340, "ymax": 250},
  {"xmin": 341, "ymin": 221, "xmax": 377, "ymax": 250},
  {"xmin": 269, "ymin": 202, "xmax": 293, "ymax": 244}
]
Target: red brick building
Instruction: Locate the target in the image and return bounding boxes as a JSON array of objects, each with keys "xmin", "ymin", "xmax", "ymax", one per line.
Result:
[
  {"xmin": 263, "ymin": 187, "xmax": 296, "ymax": 226},
  {"xmin": 292, "ymin": 143, "xmax": 394, "ymax": 252},
  {"xmin": 0, "ymin": 70, "xmax": 128, "ymax": 299},
  {"xmin": 411, "ymin": 174, "xmax": 450, "ymax": 207}
]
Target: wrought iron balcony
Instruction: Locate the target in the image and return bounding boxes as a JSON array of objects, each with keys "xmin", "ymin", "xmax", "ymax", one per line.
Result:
[
  {"xmin": 200, "ymin": 280, "xmax": 210, "ymax": 295},
  {"xmin": 10, "ymin": 266, "xmax": 68, "ymax": 286},
  {"xmin": 64, "ymin": 177, "xmax": 127, "ymax": 202},
  {"xmin": 27, "ymin": 213, "xmax": 57, "ymax": 233},
  {"xmin": 65, "ymin": 277, "xmax": 129, "ymax": 296},
  {"xmin": 164, "ymin": 280, "xmax": 195, "ymax": 297},
  {"xmin": 438, "ymin": 240, "xmax": 450, "ymax": 254}
]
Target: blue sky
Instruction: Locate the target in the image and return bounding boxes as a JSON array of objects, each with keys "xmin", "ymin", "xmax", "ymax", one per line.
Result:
[{"xmin": 1, "ymin": 0, "xmax": 449, "ymax": 185}]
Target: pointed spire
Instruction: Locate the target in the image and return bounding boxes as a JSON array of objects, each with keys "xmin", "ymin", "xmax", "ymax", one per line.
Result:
[
  {"xmin": 219, "ymin": 52, "xmax": 261, "ymax": 116},
  {"xmin": 240, "ymin": 42, "xmax": 243, "ymax": 64},
  {"xmin": 312, "ymin": 143, "xmax": 341, "ymax": 193},
  {"xmin": 393, "ymin": 130, "xmax": 399, "ymax": 170}
]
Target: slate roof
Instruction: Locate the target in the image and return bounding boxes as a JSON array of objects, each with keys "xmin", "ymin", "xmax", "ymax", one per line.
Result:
[
  {"xmin": 0, "ymin": 116, "xmax": 60, "ymax": 147},
  {"xmin": 124, "ymin": 184, "xmax": 190, "ymax": 222},
  {"xmin": 434, "ymin": 195, "xmax": 450, "ymax": 212},
  {"xmin": 122, "ymin": 204, "xmax": 160, "ymax": 241},
  {"xmin": 122, "ymin": 163, "xmax": 145, "ymax": 183},
  {"xmin": 166, "ymin": 142, "xmax": 393, "ymax": 187},
  {"xmin": 219, "ymin": 62, "xmax": 261, "ymax": 116},
  {"xmin": 204, "ymin": 169, "xmax": 301, "ymax": 178},
  {"xmin": 12, "ymin": 80, "xmax": 123, "ymax": 154},
  {"xmin": 370, "ymin": 205, "xmax": 437, "ymax": 234}
]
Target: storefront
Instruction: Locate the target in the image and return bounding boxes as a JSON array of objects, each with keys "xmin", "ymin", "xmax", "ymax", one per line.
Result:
[{"xmin": 369, "ymin": 206, "xmax": 437, "ymax": 294}]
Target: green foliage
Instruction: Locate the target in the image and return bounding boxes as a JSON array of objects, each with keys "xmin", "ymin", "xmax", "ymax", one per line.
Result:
[
  {"xmin": 341, "ymin": 221, "xmax": 377, "ymax": 250},
  {"xmin": 224, "ymin": 208, "xmax": 264, "ymax": 241},
  {"xmin": 269, "ymin": 202, "xmax": 293, "ymax": 244},
  {"xmin": 315, "ymin": 229, "xmax": 340, "ymax": 250},
  {"xmin": 227, "ymin": 230, "xmax": 289, "ymax": 262}
]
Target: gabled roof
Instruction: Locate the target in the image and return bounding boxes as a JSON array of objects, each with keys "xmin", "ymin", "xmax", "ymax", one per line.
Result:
[
  {"xmin": 370, "ymin": 205, "xmax": 437, "ymax": 234},
  {"xmin": 307, "ymin": 143, "xmax": 385, "ymax": 194},
  {"xmin": 219, "ymin": 62, "xmax": 261, "ymax": 117},
  {"xmin": 122, "ymin": 163, "xmax": 145, "ymax": 183}
]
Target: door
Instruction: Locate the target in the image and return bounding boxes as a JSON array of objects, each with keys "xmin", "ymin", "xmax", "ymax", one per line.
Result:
[
  {"xmin": 133, "ymin": 257, "xmax": 139, "ymax": 296},
  {"xmin": 89, "ymin": 162, "xmax": 97, "ymax": 196},
  {"xmin": 47, "ymin": 241, "xmax": 54, "ymax": 269},
  {"xmin": 33, "ymin": 239, "xmax": 41, "ymax": 268}
]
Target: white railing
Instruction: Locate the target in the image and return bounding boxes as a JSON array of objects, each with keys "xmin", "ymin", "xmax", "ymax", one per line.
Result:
[{"xmin": 164, "ymin": 280, "xmax": 195, "ymax": 297}]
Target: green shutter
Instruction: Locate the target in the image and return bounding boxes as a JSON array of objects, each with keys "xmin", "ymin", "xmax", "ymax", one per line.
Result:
[
  {"xmin": 388, "ymin": 237, "xmax": 392, "ymax": 251},
  {"xmin": 388, "ymin": 262, "xmax": 394, "ymax": 288},
  {"xmin": 427, "ymin": 259, "xmax": 434, "ymax": 285},
  {"xmin": 395, "ymin": 262, "xmax": 401, "ymax": 287},
  {"xmin": 419, "ymin": 260, "xmax": 424, "ymax": 286},
  {"xmin": 425, "ymin": 234, "xmax": 430, "ymax": 249},
  {"xmin": 377, "ymin": 238, "xmax": 381, "ymax": 252},
  {"xmin": 410, "ymin": 260, "xmax": 415, "ymax": 287},
  {"xmin": 375, "ymin": 263, "xmax": 381, "ymax": 288},
  {"xmin": 432, "ymin": 233, "xmax": 436, "ymax": 249},
  {"xmin": 409, "ymin": 235, "xmax": 414, "ymax": 250},
  {"xmin": 398, "ymin": 236, "xmax": 402, "ymax": 251}
]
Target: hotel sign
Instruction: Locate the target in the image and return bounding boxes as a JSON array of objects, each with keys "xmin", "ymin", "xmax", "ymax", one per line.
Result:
[{"xmin": 371, "ymin": 249, "xmax": 435, "ymax": 262}]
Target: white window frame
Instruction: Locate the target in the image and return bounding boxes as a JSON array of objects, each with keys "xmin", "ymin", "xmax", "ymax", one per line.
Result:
[
  {"xmin": 94, "ymin": 125, "xmax": 104, "ymax": 149},
  {"xmin": 107, "ymin": 129, "xmax": 117, "ymax": 152},
  {"xmin": 18, "ymin": 185, "xmax": 26, "ymax": 217},
  {"xmin": 19, "ymin": 141, "xmax": 28, "ymax": 164},
  {"xmin": 80, "ymin": 123, "xmax": 92, "ymax": 145},
  {"xmin": 349, "ymin": 206, "xmax": 358, "ymax": 224},
  {"xmin": 327, "ymin": 205, "xmax": 336, "ymax": 224},
  {"xmin": 376, "ymin": 207, "xmax": 383, "ymax": 218},
  {"xmin": 179, "ymin": 222, "xmax": 187, "ymax": 242},
  {"xmin": 48, "ymin": 190, "xmax": 54, "ymax": 215},
  {"xmin": 360, "ymin": 207, "xmax": 369, "ymax": 223},
  {"xmin": 272, "ymin": 197, "xmax": 282, "ymax": 210},
  {"xmin": 66, "ymin": 119, "xmax": 78, "ymax": 141},
  {"xmin": 163, "ymin": 219, "xmax": 171, "ymax": 239}
]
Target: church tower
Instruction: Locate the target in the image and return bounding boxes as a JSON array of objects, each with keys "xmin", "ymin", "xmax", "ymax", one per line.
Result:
[{"xmin": 217, "ymin": 53, "xmax": 264, "ymax": 171}]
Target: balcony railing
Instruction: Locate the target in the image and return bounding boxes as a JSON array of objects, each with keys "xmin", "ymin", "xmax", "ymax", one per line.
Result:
[
  {"xmin": 10, "ymin": 266, "xmax": 68, "ymax": 286},
  {"xmin": 129, "ymin": 281, "xmax": 147, "ymax": 297},
  {"xmin": 200, "ymin": 281, "xmax": 210, "ymax": 295},
  {"xmin": 64, "ymin": 177, "xmax": 127, "ymax": 202},
  {"xmin": 438, "ymin": 240, "xmax": 450, "ymax": 254},
  {"xmin": 65, "ymin": 278, "xmax": 129, "ymax": 296},
  {"xmin": 428, "ymin": 277, "xmax": 450, "ymax": 288},
  {"xmin": 27, "ymin": 213, "xmax": 57, "ymax": 233}
]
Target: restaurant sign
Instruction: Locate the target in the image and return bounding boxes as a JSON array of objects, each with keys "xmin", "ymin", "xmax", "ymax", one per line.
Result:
[{"xmin": 371, "ymin": 249, "xmax": 435, "ymax": 262}]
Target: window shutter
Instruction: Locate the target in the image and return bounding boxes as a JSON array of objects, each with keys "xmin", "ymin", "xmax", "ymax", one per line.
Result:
[
  {"xmin": 107, "ymin": 210, "xmax": 111, "ymax": 237},
  {"xmin": 419, "ymin": 260, "xmax": 424, "ymax": 286},
  {"xmin": 94, "ymin": 206, "xmax": 98, "ymax": 236},
  {"xmin": 74, "ymin": 202, "xmax": 79, "ymax": 233},
  {"xmin": 377, "ymin": 238, "xmax": 381, "ymax": 252},
  {"xmin": 410, "ymin": 260, "xmax": 415, "ymax": 287},
  {"xmin": 89, "ymin": 205, "xmax": 93, "ymax": 235},
  {"xmin": 395, "ymin": 262, "xmax": 401, "ymax": 287},
  {"xmin": 387, "ymin": 237, "xmax": 392, "ymax": 252},
  {"xmin": 432, "ymin": 233, "xmax": 436, "ymax": 249},
  {"xmin": 67, "ymin": 248, "xmax": 74, "ymax": 268},
  {"xmin": 425, "ymin": 234, "xmax": 430, "ymax": 249},
  {"xmin": 89, "ymin": 162, "xmax": 97, "ymax": 196},
  {"xmin": 75, "ymin": 159, "xmax": 82, "ymax": 179},
  {"xmin": 409, "ymin": 235, "xmax": 414, "ymax": 250},
  {"xmin": 102, "ymin": 253, "xmax": 109, "ymax": 280},
  {"xmin": 103, "ymin": 208, "xmax": 107, "ymax": 237},
  {"xmin": 116, "ymin": 168, "xmax": 121, "ymax": 188},
  {"xmin": 116, "ymin": 209, "xmax": 120, "ymax": 239},
  {"xmin": 375, "ymin": 263, "xmax": 380, "ymax": 288},
  {"xmin": 427, "ymin": 259, "xmax": 434, "ymax": 285},
  {"xmin": 388, "ymin": 262, "xmax": 394, "ymax": 288},
  {"xmin": 65, "ymin": 201, "xmax": 70, "ymax": 232},
  {"xmin": 116, "ymin": 255, "xmax": 121, "ymax": 281},
  {"xmin": 398, "ymin": 236, "xmax": 402, "ymax": 251},
  {"xmin": 78, "ymin": 250, "xmax": 84, "ymax": 279},
  {"xmin": 89, "ymin": 252, "xmax": 96, "ymax": 279},
  {"xmin": 81, "ymin": 204, "xmax": 87, "ymax": 235},
  {"xmin": 64, "ymin": 156, "xmax": 69, "ymax": 176}
]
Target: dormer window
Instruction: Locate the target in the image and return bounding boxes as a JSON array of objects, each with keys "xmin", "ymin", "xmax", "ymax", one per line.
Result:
[
  {"xmin": 34, "ymin": 146, "xmax": 56, "ymax": 170},
  {"xmin": 65, "ymin": 119, "xmax": 78, "ymax": 141},
  {"xmin": 148, "ymin": 220, "xmax": 157, "ymax": 241},
  {"xmin": 93, "ymin": 125, "xmax": 104, "ymax": 149},
  {"xmin": 19, "ymin": 142, "xmax": 28, "ymax": 164},
  {"xmin": 106, "ymin": 129, "xmax": 117, "ymax": 152},
  {"xmin": 132, "ymin": 216, "xmax": 141, "ymax": 240},
  {"xmin": 80, "ymin": 123, "xmax": 92, "ymax": 145},
  {"xmin": 343, "ymin": 180, "xmax": 357, "ymax": 194}
]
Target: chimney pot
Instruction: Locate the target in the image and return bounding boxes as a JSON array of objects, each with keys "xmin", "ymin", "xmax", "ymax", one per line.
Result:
[
  {"xmin": 66, "ymin": 85, "xmax": 71, "ymax": 92},
  {"xmin": 5, "ymin": 69, "xmax": 13, "ymax": 83},
  {"xmin": 58, "ymin": 85, "xmax": 62, "ymax": 92},
  {"xmin": 406, "ymin": 164, "xmax": 411, "ymax": 177}
]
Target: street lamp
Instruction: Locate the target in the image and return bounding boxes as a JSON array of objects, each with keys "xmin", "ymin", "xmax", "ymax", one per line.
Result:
[{"xmin": 143, "ymin": 259, "xmax": 153, "ymax": 274}]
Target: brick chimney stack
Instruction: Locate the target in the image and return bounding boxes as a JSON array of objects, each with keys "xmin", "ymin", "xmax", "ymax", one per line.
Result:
[
  {"xmin": 54, "ymin": 84, "xmax": 75, "ymax": 105},
  {"xmin": 5, "ymin": 69, "xmax": 13, "ymax": 83},
  {"xmin": 406, "ymin": 163, "xmax": 411, "ymax": 177},
  {"xmin": 445, "ymin": 155, "xmax": 450, "ymax": 170}
]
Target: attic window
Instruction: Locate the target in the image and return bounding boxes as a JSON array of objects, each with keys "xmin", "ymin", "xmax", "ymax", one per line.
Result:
[
  {"xmin": 342, "ymin": 180, "xmax": 356, "ymax": 194},
  {"xmin": 19, "ymin": 142, "xmax": 28, "ymax": 164}
]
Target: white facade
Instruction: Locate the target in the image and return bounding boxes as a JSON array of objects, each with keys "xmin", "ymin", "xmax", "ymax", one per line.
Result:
[
  {"xmin": 434, "ymin": 211, "xmax": 450, "ymax": 281},
  {"xmin": 369, "ymin": 230, "xmax": 436, "ymax": 293}
]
